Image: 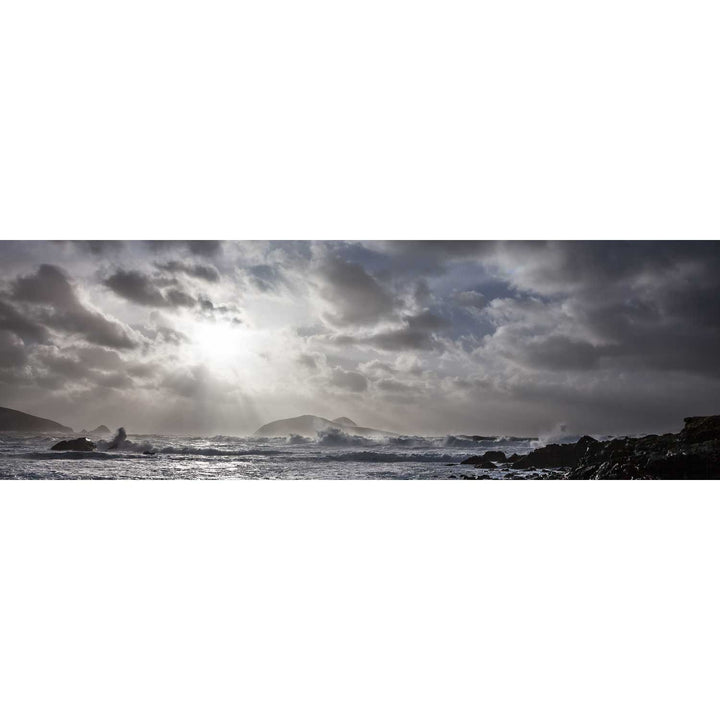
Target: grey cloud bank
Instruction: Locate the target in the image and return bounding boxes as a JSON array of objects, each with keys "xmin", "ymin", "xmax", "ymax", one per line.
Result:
[{"xmin": 0, "ymin": 240, "xmax": 718, "ymax": 437}]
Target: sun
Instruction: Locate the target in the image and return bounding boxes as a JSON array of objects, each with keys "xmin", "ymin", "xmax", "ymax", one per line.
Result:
[{"xmin": 189, "ymin": 319, "xmax": 247, "ymax": 370}]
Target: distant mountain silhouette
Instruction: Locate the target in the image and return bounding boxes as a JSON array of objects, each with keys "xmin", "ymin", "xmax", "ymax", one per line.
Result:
[
  {"xmin": 254, "ymin": 414, "xmax": 393, "ymax": 437},
  {"xmin": 79, "ymin": 425, "xmax": 111, "ymax": 435},
  {"xmin": 332, "ymin": 417, "xmax": 357, "ymax": 427},
  {"xmin": 0, "ymin": 406, "xmax": 73, "ymax": 433}
]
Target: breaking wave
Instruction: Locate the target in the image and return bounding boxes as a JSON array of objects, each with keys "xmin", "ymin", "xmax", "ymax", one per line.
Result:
[
  {"xmin": 315, "ymin": 428, "xmax": 376, "ymax": 447},
  {"xmin": 155, "ymin": 446, "xmax": 286, "ymax": 457},
  {"xmin": 321, "ymin": 451, "xmax": 456, "ymax": 463}
]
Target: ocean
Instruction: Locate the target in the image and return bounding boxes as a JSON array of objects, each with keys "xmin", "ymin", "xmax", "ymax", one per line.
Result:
[{"xmin": 0, "ymin": 429, "xmax": 553, "ymax": 480}]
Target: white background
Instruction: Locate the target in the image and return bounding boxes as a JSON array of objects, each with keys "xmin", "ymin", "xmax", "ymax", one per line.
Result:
[{"xmin": 1, "ymin": 1, "xmax": 720, "ymax": 718}]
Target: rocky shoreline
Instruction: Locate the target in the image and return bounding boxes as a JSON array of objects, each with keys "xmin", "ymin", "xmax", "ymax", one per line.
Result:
[{"xmin": 460, "ymin": 416, "xmax": 720, "ymax": 479}]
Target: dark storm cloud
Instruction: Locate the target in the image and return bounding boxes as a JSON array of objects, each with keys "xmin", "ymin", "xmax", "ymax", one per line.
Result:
[
  {"xmin": 104, "ymin": 270, "xmax": 197, "ymax": 308},
  {"xmin": 185, "ymin": 240, "xmax": 222, "ymax": 257},
  {"xmin": 72, "ymin": 241, "xmax": 126, "ymax": 256},
  {"xmin": 497, "ymin": 240, "xmax": 720, "ymax": 295},
  {"xmin": 135, "ymin": 324, "xmax": 189, "ymax": 345},
  {"xmin": 490, "ymin": 241, "xmax": 720, "ymax": 379},
  {"xmin": 376, "ymin": 378, "xmax": 415, "ymax": 393},
  {"xmin": 328, "ymin": 310, "xmax": 448, "ymax": 352},
  {"xmin": 10, "ymin": 265, "xmax": 137, "ymax": 349},
  {"xmin": 406, "ymin": 310, "xmax": 448, "ymax": 331},
  {"xmin": 297, "ymin": 353, "xmax": 319, "ymax": 369},
  {"xmin": 369, "ymin": 241, "xmax": 497, "ymax": 278},
  {"xmin": 155, "ymin": 261, "xmax": 220, "ymax": 283},
  {"xmin": 2, "ymin": 240, "xmax": 720, "ymax": 436},
  {"xmin": 104, "ymin": 270, "xmax": 169, "ymax": 306},
  {"xmin": 12, "ymin": 263, "xmax": 78, "ymax": 306},
  {"xmin": 36, "ymin": 349, "xmax": 134, "ymax": 390},
  {"xmin": 317, "ymin": 254, "xmax": 398, "ymax": 327},
  {"xmin": 0, "ymin": 299, "xmax": 50, "ymax": 344},
  {"xmin": 330, "ymin": 368, "xmax": 368, "ymax": 392},
  {"xmin": 165, "ymin": 288, "xmax": 196, "ymax": 308},
  {"xmin": 333, "ymin": 325, "xmax": 440, "ymax": 352},
  {"xmin": 518, "ymin": 336, "xmax": 604, "ymax": 371},
  {"xmin": 0, "ymin": 330, "xmax": 27, "ymax": 367}
]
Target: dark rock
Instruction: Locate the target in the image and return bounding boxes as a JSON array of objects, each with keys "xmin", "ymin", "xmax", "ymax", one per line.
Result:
[
  {"xmin": 568, "ymin": 417, "xmax": 720, "ymax": 479},
  {"xmin": 92, "ymin": 424, "xmax": 111, "ymax": 434},
  {"xmin": 679, "ymin": 416, "xmax": 720, "ymax": 444},
  {"xmin": 460, "ymin": 416, "xmax": 720, "ymax": 479},
  {"xmin": 51, "ymin": 437, "xmax": 96, "ymax": 451},
  {"xmin": 512, "ymin": 435, "xmax": 599, "ymax": 469},
  {"xmin": 481, "ymin": 450, "xmax": 506, "ymax": 462},
  {"xmin": 461, "ymin": 451, "xmax": 504, "ymax": 465}
]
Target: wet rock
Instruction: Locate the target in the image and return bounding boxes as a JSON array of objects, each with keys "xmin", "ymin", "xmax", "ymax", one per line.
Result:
[
  {"xmin": 460, "ymin": 450, "xmax": 505, "ymax": 470},
  {"xmin": 481, "ymin": 450, "xmax": 506, "ymax": 462},
  {"xmin": 460, "ymin": 416, "xmax": 720, "ymax": 479},
  {"xmin": 51, "ymin": 437, "xmax": 96, "ymax": 451},
  {"xmin": 511, "ymin": 435, "xmax": 599, "ymax": 469},
  {"xmin": 461, "ymin": 450, "xmax": 506, "ymax": 465},
  {"xmin": 569, "ymin": 418, "xmax": 720, "ymax": 479},
  {"xmin": 679, "ymin": 416, "xmax": 720, "ymax": 444}
]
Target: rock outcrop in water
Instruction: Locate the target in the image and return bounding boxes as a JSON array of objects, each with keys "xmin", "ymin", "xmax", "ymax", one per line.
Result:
[
  {"xmin": 458, "ymin": 417, "xmax": 719, "ymax": 478},
  {"xmin": 254, "ymin": 414, "xmax": 393, "ymax": 438},
  {"xmin": 51, "ymin": 437, "xmax": 96, "ymax": 451},
  {"xmin": 569, "ymin": 417, "xmax": 720, "ymax": 479},
  {"xmin": 0, "ymin": 405, "xmax": 73, "ymax": 433},
  {"xmin": 512, "ymin": 436, "xmax": 599, "ymax": 470},
  {"xmin": 79, "ymin": 424, "xmax": 111, "ymax": 435},
  {"xmin": 459, "ymin": 417, "xmax": 720, "ymax": 478},
  {"xmin": 461, "ymin": 450, "xmax": 507, "ymax": 465}
]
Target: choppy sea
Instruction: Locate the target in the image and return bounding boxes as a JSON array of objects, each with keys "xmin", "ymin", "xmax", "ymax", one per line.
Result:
[{"xmin": 0, "ymin": 427, "xmax": 565, "ymax": 480}]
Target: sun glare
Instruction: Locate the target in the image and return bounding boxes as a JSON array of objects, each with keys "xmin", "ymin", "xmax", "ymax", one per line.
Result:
[{"xmin": 190, "ymin": 320, "xmax": 246, "ymax": 370}]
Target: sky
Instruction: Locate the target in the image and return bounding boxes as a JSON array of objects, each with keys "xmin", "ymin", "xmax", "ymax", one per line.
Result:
[{"xmin": 0, "ymin": 240, "xmax": 718, "ymax": 437}]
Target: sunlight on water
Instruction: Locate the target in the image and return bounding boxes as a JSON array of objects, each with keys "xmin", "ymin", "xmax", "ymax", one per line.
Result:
[{"xmin": 0, "ymin": 432, "xmax": 544, "ymax": 481}]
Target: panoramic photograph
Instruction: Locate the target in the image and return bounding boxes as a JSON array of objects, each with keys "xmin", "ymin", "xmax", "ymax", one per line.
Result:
[{"xmin": 0, "ymin": 240, "xmax": 718, "ymax": 480}]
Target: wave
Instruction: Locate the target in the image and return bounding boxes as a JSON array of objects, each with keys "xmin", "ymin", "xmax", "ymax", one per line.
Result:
[
  {"xmin": 16, "ymin": 451, "xmax": 151, "ymax": 461},
  {"xmin": 96, "ymin": 427, "xmax": 156, "ymax": 453},
  {"xmin": 285, "ymin": 434, "xmax": 313, "ymax": 445},
  {"xmin": 322, "ymin": 451, "xmax": 456, "ymax": 463},
  {"xmin": 315, "ymin": 428, "xmax": 376, "ymax": 447},
  {"xmin": 156, "ymin": 446, "xmax": 286, "ymax": 457}
]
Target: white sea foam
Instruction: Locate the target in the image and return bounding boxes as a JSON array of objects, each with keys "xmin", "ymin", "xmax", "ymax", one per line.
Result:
[{"xmin": 0, "ymin": 430, "xmax": 539, "ymax": 480}]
